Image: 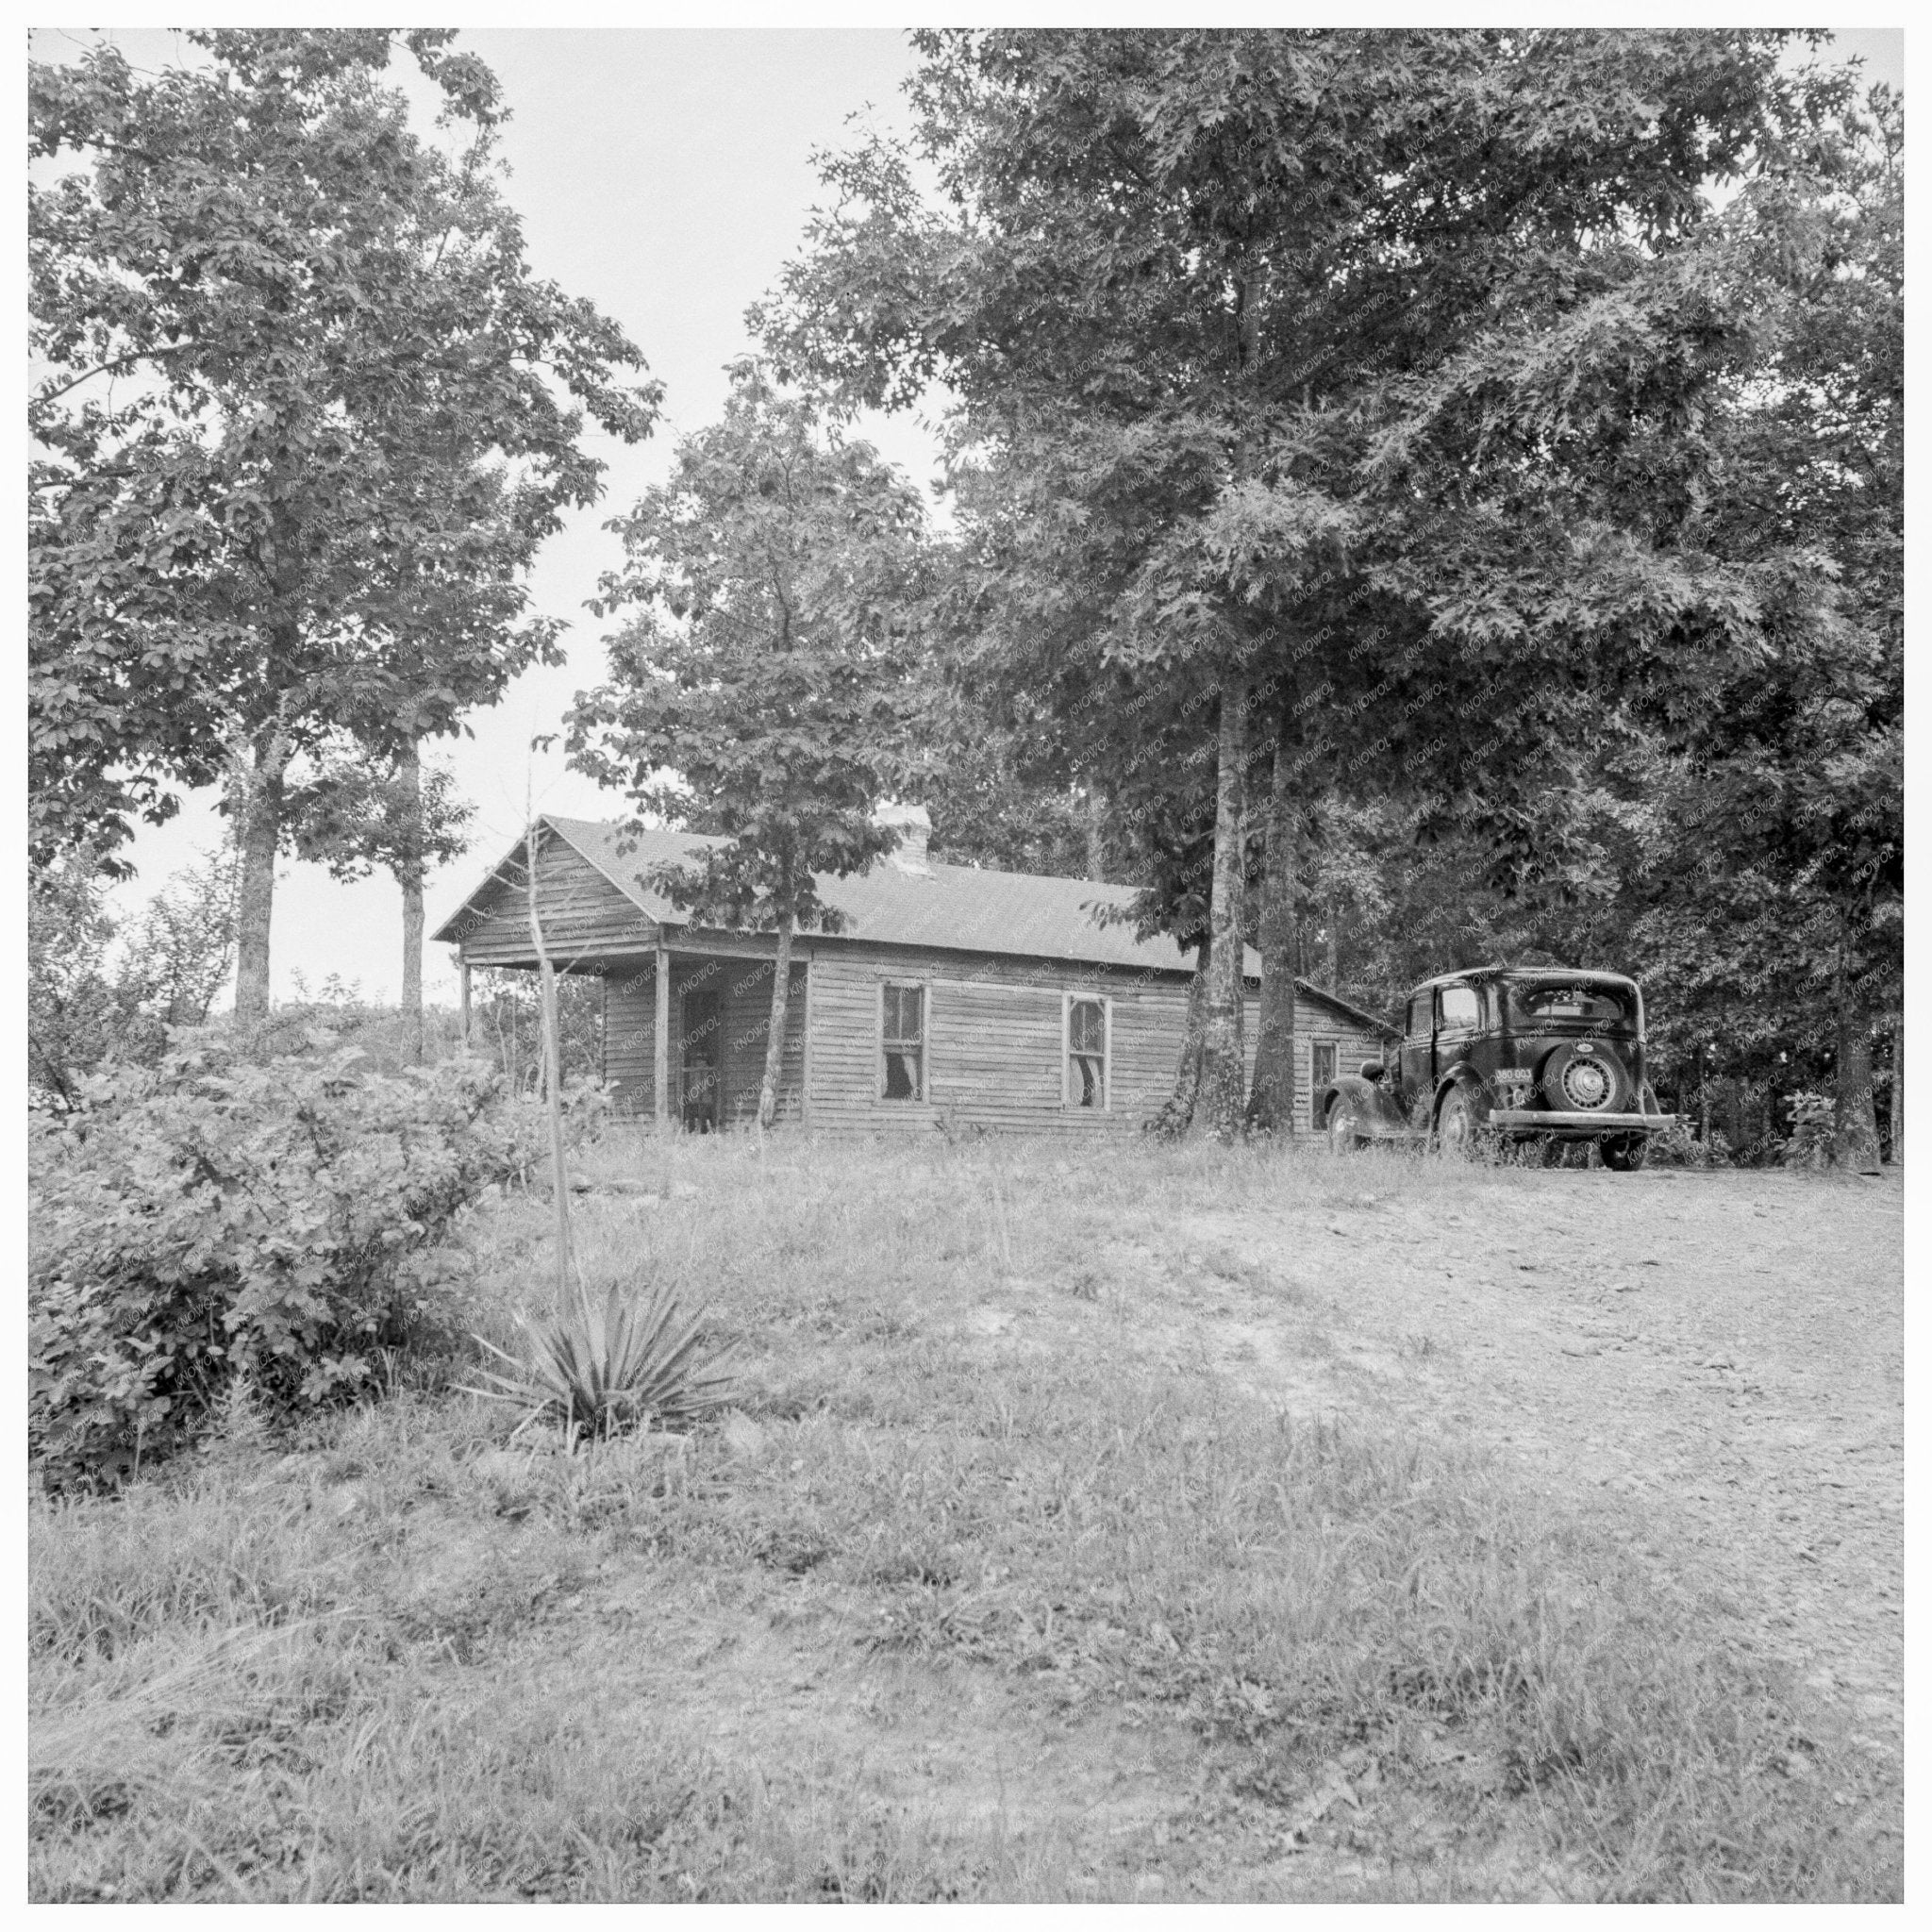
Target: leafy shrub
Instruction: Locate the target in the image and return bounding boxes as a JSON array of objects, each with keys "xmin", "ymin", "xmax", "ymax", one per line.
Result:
[
  {"xmin": 1646, "ymin": 1117, "xmax": 1734, "ymax": 1169},
  {"xmin": 29, "ymin": 847, "xmax": 238, "ymax": 1107},
  {"xmin": 28, "ymin": 1037, "xmax": 558, "ymax": 1489},
  {"xmin": 1781, "ymin": 1090, "xmax": 1836, "ymax": 1169}
]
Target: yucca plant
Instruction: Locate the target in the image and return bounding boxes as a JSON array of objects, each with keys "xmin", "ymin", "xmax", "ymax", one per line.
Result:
[{"xmin": 467, "ymin": 1277, "xmax": 734, "ymax": 1442}]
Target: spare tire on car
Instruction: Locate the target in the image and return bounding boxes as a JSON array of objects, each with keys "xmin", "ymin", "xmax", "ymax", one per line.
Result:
[{"xmin": 1540, "ymin": 1041, "xmax": 1626, "ymax": 1114}]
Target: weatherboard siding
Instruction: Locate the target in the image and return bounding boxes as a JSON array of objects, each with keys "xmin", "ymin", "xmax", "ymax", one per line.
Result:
[
  {"xmin": 604, "ymin": 957, "xmax": 806, "ymax": 1124},
  {"xmin": 804, "ymin": 944, "xmax": 1196, "ymax": 1135},
  {"xmin": 451, "ymin": 830, "xmax": 654, "ymax": 968},
  {"xmin": 589, "ymin": 943, "xmax": 1378, "ymax": 1136},
  {"xmin": 441, "ymin": 824, "xmax": 1387, "ymax": 1134}
]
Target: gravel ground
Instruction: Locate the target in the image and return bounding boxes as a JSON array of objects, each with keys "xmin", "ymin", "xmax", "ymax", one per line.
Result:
[{"xmin": 1173, "ymin": 1162, "xmax": 1905, "ymax": 1770}]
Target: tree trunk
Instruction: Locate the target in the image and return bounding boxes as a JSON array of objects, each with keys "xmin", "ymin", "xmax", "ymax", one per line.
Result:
[
  {"xmin": 1198, "ymin": 677, "xmax": 1249, "ymax": 1142},
  {"xmin": 1151, "ymin": 940, "xmax": 1209, "ymax": 1139},
  {"xmin": 1246, "ymin": 705, "xmax": 1299, "ymax": 1134},
  {"xmin": 1084, "ymin": 785, "xmax": 1107, "ymax": 884},
  {"xmin": 231, "ymin": 731, "xmax": 289, "ymax": 1034},
  {"xmin": 759, "ymin": 908, "xmax": 795, "ymax": 1132},
  {"xmin": 1830, "ymin": 924, "xmax": 1881, "ymax": 1173},
  {"xmin": 397, "ymin": 740, "xmax": 425, "ymax": 1065},
  {"xmin": 1889, "ymin": 1012, "xmax": 1903, "ymax": 1165},
  {"xmin": 1836, "ymin": 1007, "xmax": 1882, "ymax": 1174},
  {"xmin": 1326, "ymin": 921, "xmax": 1341, "ymax": 994}
]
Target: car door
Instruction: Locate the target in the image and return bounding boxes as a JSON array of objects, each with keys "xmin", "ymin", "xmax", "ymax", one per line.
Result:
[
  {"xmin": 1435, "ymin": 981, "xmax": 1480, "ymax": 1087},
  {"xmin": 1399, "ymin": 991, "xmax": 1434, "ymax": 1103}
]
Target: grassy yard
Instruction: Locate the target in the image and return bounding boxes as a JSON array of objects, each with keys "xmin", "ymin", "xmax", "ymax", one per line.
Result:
[{"xmin": 28, "ymin": 1127, "xmax": 1903, "ymax": 1902}]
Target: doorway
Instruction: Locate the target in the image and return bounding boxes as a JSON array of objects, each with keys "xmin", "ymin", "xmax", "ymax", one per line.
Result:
[{"xmin": 679, "ymin": 987, "xmax": 722, "ymax": 1132}]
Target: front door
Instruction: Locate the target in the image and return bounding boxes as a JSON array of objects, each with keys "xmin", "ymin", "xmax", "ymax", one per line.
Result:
[{"xmin": 680, "ymin": 988, "xmax": 721, "ymax": 1132}]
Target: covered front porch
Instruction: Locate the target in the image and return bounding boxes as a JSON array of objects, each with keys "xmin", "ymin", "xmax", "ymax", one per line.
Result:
[{"xmin": 458, "ymin": 935, "xmax": 808, "ymax": 1131}]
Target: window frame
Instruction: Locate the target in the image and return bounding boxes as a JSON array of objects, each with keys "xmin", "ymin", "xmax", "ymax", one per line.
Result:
[
  {"xmin": 1062, "ymin": 990, "xmax": 1112, "ymax": 1111},
  {"xmin": 877, "ymin": 977, "xmax": 930, "ymax": 1103},
  {"xmin": 1437, "ymin": 983, "xmax": 1480, "ymax": 1035}
]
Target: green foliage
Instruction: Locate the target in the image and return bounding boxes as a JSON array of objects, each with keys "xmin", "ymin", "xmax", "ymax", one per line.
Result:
[
  {"xmin": 1782, "ymin": 1091, "xmax": 1837, "ymax": 1170},
  {"xmin": 287, "ymin": 745, "xmax": 475, "ymax": 890},
  {"xmin": 469, "ymin": 1277, "xmax": 735, "ymax": 1442},
  {"xmin": 28, "ymin": 1041, "xmax": 547, "ymax": 1489},
  {"xmin": 465, "ymin": 967, "xmax": 605, "ymax": 1097},
  {"xmin": 760, "ymin": 28, "xmax": 1870, "ymax": 1139},
  {"xmin": 569, "ymin": 358, "xmax": 929, "ymax": 934},
  {"xmin": 922, "ymin": 712, "xmax": 1103, "ymax": 880},
  {"xmin": 29, "ymin": 846, "xmax": 239, "ymax": 1105},
  {"xmin": 29, "ymin": 26, "xmax": 656, "ymax": 891},
  {"xmin": 28, "ymin": 858, "xmax": 158, "ymax": 1107}
]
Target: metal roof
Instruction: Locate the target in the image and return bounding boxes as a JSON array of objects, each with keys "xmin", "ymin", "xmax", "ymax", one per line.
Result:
[
  {"xmin": 541, "ymin": 815, "xmax": 1230, "ymax": 975},
  {"xmin": 435, "ymin": 815, "xmax": 1399, "ymax": 1032}
]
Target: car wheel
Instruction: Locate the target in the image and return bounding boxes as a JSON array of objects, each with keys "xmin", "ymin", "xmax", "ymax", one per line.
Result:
[
  {"xmin": 1435, "ymin": 1085, "xmax": 1489, "ymax": 1158},
  {"xmin": 1601, "ymin": 1134, "xmax": 1648, "ymax": 1173},
  {"xmin": 1326, "ymin": 1099, "xmax": 1361, "ymax": 1154}
]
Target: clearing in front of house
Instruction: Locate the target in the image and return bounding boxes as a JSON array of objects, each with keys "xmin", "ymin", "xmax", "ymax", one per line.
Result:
[{"xmin": 28, "ymin": 1133, "xmax": 1903, "ymax": 1903}]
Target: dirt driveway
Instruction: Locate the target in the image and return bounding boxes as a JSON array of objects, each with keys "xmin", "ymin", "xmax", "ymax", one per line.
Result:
[{"xmin": 1159, "ymin": 1163, "xmax": 1905, "ymax": 1767}]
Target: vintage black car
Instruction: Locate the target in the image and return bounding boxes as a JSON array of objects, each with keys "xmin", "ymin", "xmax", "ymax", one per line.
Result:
[{"xmin": 1319, "ymin": 966, "xmax": 1674, "ymax": 1170}]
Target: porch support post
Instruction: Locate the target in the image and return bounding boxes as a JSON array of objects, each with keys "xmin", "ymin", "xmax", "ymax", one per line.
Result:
[
  {"xmin": 654, "ymin": 935, "xmax": 671, "ymax": 1135},
  {"xmin": 458, "ymin": 959, "xmax": 472, "ymax": 1047}
]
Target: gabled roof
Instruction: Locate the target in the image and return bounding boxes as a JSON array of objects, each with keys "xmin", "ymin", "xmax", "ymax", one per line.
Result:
[
  {"xmin": 512, "ymin": 815, "xmax": 1227, "ymax": 975},
  {"xmin": 433, "ymin": 815, "xmax": 1393, "ymax": 1034}
]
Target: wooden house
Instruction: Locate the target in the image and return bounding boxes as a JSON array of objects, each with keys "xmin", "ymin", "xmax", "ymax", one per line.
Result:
[{"xmin": 432, "ymin": 810, "xmax": 1392, "ymax": 1136}]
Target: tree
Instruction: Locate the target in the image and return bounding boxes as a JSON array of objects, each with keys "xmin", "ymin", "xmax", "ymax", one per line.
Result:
[
  {"xmin": 919, "ymin": 700, "xmax": 1106, "ymax": 881},
  {"xmin": 567, "ymin": 361, "xmax": 930, "ymax": 1130},
  {"xmin": 29, "ymin": 29, "xmax": 658, "ymax": 1023},
  {"xmin": 289, "ymin": 744, "xmax": 476, "ymax": 1062},
  {"xmin": 28, "ymin": 843, "xmax": 239, "ymax": 1105},
  {"xmin": 1658, "ymin": 83, "xmax": 1903, "ymax": 1166},
  {"xmin": 125, "ymin": 844, "xmax": 243, "ymax": 1031},
  {"xmin": 761, "ymin": 28, "xmax": 1858, "ymax": 1140}
]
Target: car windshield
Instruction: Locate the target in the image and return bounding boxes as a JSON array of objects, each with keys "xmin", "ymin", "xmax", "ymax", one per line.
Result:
[{"xmin": 1507, "ymin": 982, "xmax": 1635, "ymax": 1030}]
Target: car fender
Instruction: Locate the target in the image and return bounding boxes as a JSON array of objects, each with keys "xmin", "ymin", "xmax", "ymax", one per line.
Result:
[
  {"xmin": 1322, "ymin": 1073, "xmax": 1407, "ymax": 1129},
  {"xmin": 1433, "ymin": 1063, "xmax": 1490, "ymax": 1120}
]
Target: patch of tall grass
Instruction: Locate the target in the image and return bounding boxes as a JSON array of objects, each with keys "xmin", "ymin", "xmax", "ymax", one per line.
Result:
[{"xmin": 29, "ymin": 1126, "xmax": 1899, "ymax": 1901}]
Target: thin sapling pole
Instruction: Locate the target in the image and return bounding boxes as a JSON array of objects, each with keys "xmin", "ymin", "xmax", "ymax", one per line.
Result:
[{"xmin": 525, "ymin": 818, "xmax": 574, "ymax": 1311}]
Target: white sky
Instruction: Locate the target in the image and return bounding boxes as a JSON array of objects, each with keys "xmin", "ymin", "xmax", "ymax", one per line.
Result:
[{"xmin": 40, "ymin": 26, "xmax": 1906, "ymax": 1008}]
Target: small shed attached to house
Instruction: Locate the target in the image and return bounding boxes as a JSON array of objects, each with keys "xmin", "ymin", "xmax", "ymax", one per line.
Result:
[{"xmin": 432, "ymin": 811, "xmax": 1391, "ymax": 1136}]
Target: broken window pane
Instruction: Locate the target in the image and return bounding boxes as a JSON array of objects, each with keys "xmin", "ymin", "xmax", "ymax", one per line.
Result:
[
  {"xmin": 1068, "ymin": 997, "xmax": 1106, "ymax": 1108},
  {"xmin": 882, "ymin": 983, "xmax": 924, "ymax": 1101}
]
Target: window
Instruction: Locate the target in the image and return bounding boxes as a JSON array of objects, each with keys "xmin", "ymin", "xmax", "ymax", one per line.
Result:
[
  {"xmin": 1407, "ymin": 994, "xmax": 1432, "ymax": 1039},
  {"xmin": 881, "ymin": 982, "xmax": 925, "ymax": 1100},
  {"xmin": 1507, "ymin": 982, "xmax": 1633, "ymax": 1029},
  {"xmin": 1310, "ymin": 1041, "xmax": 1336, "ymax": 1128},
  {"xmin": 1439, "ymin": 985, "xmax": 1479, "ymax": 1032},
  {"xmin": 1066, "ymin": 995, "xmax": 1108, "ymax": 1108}
]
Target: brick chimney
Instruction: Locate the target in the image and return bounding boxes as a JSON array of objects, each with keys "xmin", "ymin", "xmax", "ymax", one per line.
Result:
[{"xmin": 874, "ymin": 800, "xmax": 933, "ymax": 877}]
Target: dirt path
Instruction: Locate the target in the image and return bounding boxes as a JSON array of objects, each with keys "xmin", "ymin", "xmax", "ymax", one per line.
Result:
[{"xmin": 1162, "ymin": 1165, "xmax": 1905, "ymax": 1768}]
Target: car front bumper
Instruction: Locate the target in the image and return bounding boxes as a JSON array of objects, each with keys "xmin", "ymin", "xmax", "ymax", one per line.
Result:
[{"xmin": 1491, "ymin": 1108, "xmax": 1681, "ymax": 1134}]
